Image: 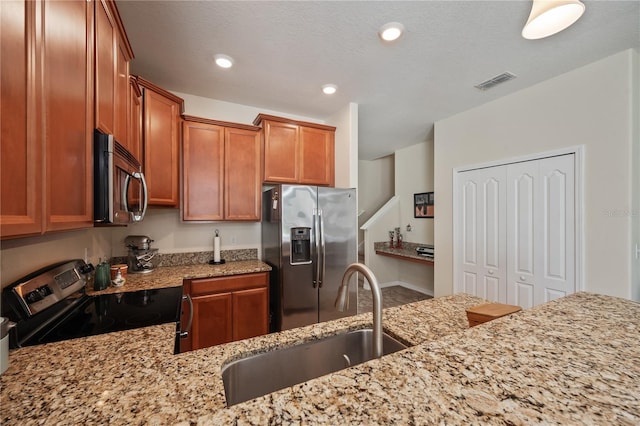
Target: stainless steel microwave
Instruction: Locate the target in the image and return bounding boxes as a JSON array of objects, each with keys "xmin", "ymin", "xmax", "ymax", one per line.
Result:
[{"xmin": 94, "ymin": 130, "xmax": 147, "ymax": 224}]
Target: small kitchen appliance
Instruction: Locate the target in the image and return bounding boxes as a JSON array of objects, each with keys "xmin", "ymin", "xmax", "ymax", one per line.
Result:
[
  {"xmin": 94, "ymin": 130, "xmax": 148, "ymax": 224},
  {"xmin": 125, "ymin": 235, "xmax": 159, "ymax": 273}
]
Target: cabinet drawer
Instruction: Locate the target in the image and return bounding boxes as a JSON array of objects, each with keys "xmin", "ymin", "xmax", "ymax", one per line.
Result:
[{"xmin": 188, "ymin": 272, "xmax": 268, "ymax": 296}]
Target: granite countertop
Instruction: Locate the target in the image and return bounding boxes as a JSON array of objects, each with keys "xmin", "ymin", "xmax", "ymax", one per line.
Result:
[
  {"xmin": 86, "ymin": 259, "xmax": 272, "ymax": 296},
  {"xmin": 2, "ymin": 292, "xmax": 639, "ymax": 424},
  {"xmin": 374, "ymin": 241, "xmax": 434, "ymax": 263}
]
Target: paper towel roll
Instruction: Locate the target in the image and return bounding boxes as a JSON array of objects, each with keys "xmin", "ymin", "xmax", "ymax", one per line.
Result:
[{"xmin": 214, "ymin": 236, "xmax": 221, "ymax": 262}]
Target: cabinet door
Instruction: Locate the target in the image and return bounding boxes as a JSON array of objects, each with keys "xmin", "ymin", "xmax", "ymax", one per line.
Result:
[
  {"xmin": 95, "ymin": 0, "xmax": 116, "ymax": 136},
  {"xmin": 232, "ymin": 287, "xmax": 268, "ymax": 341},
  {"xmin": 128, "ymin": 77, "xmax": 142, "ymax": 162},
  {"xmin": 191, "ymin": 292, "xmax": 232, "ymax": 350},
  {"xmin": 182, "ymin": 121, "xmax": 224, "ymax": 221},
  {"xmin": 225, "ymin": 127, "xmax": 261, "ymax": 220},
  {"xmin": 114, "ymin": 36, "xmax": 129, "ymax": 145},
  {"xmin": 263, "ymin": 120, "xmax": 299, "ymax": 183},
  {"xmin": 43, "ymin": 0, "xmax": 93, "ymax": 232},
  {"xmin": 143, "ymin": 88, "xmax": 180, "ymax": 206},
  {"xmin": 299, "ymin": 126, "xmax": 334, "ymax": 186},
  {"xmin": 0, "ymin": 0, "xmax": 42, "ymax": 238}
]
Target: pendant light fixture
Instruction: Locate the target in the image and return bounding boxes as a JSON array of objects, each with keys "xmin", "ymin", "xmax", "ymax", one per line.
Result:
[{"xmin": 522, "ymin": 0, "xmax": 585, "ymax": 40}]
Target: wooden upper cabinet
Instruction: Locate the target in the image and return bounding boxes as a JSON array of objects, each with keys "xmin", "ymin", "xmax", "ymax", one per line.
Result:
[
  {"xmin": 95, "ymin": 0, "xmax": 133, "ymax": 145},
  {"xmin": 43, "ymin": 0, "xmax": 94, "ymax": 232},
  {"xmin": 115, "ymin": 36, "xmax": 130, "ymax": 145},
  {"xmin": 0, "ymin": 0, "xmax": 42, "ymax": 238},
  {"xmin": 254, "ymin": 114, "xmax": 335, "ymax": 187},
  {"xmin": 137, "ymin": 77, "xmax": 184, "ymax": 207},
  {"xmin": 95, "ymin": 0, "xmax": 115, "ymax": 135},
  {"xmin": 262, "ymin": 120, "xmax": 299, "ymax": 183},
  {"xmin": 182, "ymin": 116, "xmax": 261, "ymax": 221},
  {"xmin": 225, "ymin": 127, "xmax": 261, "ymax": 220},
  {"xmin": 299, "ymin": 125, "xmax": 335, "ymax": 186},
  {"xmin": 128, "ymin": 76, "xmax": 143, "ymax": 163},
  {"xmin": 182, "ymin": 120, "xmax": 225, "ymax": 221}
]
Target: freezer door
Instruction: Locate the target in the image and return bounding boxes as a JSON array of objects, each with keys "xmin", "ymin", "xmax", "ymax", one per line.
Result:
[
  {"xmin": 318, "ymin": 187, "xmax": 358, "ymax": 323},
  {"xmin": 279, "ymin": 185, "xmax": 318, "ymax": 330}
]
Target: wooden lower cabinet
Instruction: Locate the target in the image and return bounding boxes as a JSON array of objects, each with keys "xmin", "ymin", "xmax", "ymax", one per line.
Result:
[{"xmin": 180, "ymin": 272, "xmax": 269, "ymax": 353}]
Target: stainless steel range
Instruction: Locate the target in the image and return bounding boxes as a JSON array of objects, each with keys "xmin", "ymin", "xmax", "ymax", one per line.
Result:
[{"xmin": 2, "ymin": 260, "xmax": 182, "ymax": 350}]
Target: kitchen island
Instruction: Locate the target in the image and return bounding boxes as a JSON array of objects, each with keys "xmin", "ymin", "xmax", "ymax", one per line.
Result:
[{"xmin": 2, "ymin": 292, "xmax": 639, "ymax": 424}]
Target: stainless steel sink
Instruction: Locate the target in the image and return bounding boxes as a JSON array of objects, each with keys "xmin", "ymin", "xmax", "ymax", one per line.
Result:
[{"xmin": 221, "ymin": 328, "xmax": 407, "ymax": 406}]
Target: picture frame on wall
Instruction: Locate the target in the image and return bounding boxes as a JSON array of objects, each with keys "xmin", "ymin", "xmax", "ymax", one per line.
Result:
[{"xmin": 414, "ymin": 192, "xmax": 434, "ymax": 218}]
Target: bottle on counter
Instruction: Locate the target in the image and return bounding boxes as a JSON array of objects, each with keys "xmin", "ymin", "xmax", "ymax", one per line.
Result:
[{"xmin": 94, "ymin": 259, "xmax": 110, "ymax": 291}]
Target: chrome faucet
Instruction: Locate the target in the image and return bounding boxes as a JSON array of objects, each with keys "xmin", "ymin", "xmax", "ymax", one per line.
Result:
[{"xmin": 335, "ymin": 263, "xmax": 383, "ymax": 359}]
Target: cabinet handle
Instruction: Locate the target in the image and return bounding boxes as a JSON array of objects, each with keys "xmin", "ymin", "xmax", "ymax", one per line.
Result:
[{"xmin": 180, "ymin": 294, "xmax": 194, "ymax": 338}]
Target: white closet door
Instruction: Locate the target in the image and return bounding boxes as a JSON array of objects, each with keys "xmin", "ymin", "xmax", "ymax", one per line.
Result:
[
  {"xmin": 506, "ymin": 155, "xmax": 575, "ymax": 308},
  {"xmin": 458, "ymin": 167, "xmax": 507, "ymax": 302}
]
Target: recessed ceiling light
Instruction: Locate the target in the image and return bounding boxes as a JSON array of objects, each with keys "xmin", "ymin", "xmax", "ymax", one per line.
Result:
[
  {"xmin": 214, "ymin": 54, "xmax": 234, "ymax": 68},
  {"xmin": 379, "ymin": 22, "xmax": 405, "ymax": 42},
  {"xmin": 322, "ymin": 84, "xmax": 337, "ymax": 95}
]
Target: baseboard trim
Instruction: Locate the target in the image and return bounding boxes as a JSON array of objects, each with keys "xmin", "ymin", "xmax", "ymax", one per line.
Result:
[{"xmin": 363, "ymin": 280, "xmax": 434, "ymax": 297}]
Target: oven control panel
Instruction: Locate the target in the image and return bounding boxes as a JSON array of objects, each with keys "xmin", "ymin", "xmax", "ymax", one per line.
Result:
[{"xmin": 7, "ymin": 260, "xmax": 88, "ymax": 317}]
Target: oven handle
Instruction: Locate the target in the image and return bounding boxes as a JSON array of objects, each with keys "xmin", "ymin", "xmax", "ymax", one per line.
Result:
[{"xmin": 179, "ymin": 294, "xmax": 193, "ymax": 339}]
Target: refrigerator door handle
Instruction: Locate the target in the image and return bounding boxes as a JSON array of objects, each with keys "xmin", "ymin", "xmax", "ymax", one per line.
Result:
[
  {"xmin": 313, "ymin": 208, "xmax": 320, "ymax": 288},
  {"xmin": 319, "ymin": 208, "xmax": 326, "ymax": 288}
]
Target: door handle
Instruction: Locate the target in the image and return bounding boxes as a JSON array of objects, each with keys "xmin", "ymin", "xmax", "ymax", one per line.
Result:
[
  {"xmin": 488, "ymin": 270, "xmax": 494, "ymax": 275},
  {"xmin": 319, "ymin": 209, "xmax": 325, "ymax": 288},
  {"xmin": 179, "ymin": 294, "xmax": 193, "ymax": 338},
  {"xmin": 312, "ymin": 209, "xmax": 320, "ymax": 289},
  {"xmin": 520, "ymin": 276, "xmax": 526, "ymax": 281}
]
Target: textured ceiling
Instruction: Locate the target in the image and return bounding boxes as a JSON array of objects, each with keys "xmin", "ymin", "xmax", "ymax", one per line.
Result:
[{"xmin": 117, "ymin": 1, "xmax": 640, "ymax": 160}]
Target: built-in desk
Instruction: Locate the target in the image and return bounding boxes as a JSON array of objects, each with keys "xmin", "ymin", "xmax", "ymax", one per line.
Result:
[{"xmin": 374, "ymin": 241, "xmax": 434, "ymax": 265}]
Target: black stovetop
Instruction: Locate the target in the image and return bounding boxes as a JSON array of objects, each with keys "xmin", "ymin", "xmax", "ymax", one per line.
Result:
[{"xmin": 10, "ymin": 287, "xmax": 182, "ymax": 348}]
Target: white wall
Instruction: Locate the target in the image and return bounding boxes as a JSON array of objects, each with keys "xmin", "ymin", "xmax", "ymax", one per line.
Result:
[
  {"xmin": 329, "ymin": 102, "xmax": 359, "ymax": 189},
  {"xmin": 110, "ymin": 208, "xmax": 260, "ymax": 257},
  {"xmin": 1, "ymin": 228, "xmax": 112, "ymax": 286},
  {"xmin": 395, "ymin": 141, "xmax": 434, "ymax": 245},
  {"xmin": 434, "ymin": 49, "xmax": 639, "ymax": 300},
  {"xmin": 362, "ymin": 197, "xmax": 401, "ymax": 284},
  {"xmin": 394, "ymin": 142, "xmax": 434, "ymax": 293},
  {"xmin": 631, "ymin": 50, "xmax": 640, "ymax": 302},
  {"xmin": 359, "ymin": 141, "xmax": 435, "ymax": 294},
  {"xmin": 358, "ymin": 155, "xmax": 395, "ymax": 249}
]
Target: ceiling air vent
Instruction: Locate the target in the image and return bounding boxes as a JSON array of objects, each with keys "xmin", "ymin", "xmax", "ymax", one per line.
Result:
[{"xmin": 474, "ymin": 72, "xmax": 517, "ymax": 91}]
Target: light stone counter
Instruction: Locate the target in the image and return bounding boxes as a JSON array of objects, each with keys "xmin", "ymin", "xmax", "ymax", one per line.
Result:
[
  {"xmin": 86, "ymin": 260, "xmax": 272, "ymax": 296},
  {"xmin": 2, "ymin": 292, "xmax": 639, "ymax": 425}
]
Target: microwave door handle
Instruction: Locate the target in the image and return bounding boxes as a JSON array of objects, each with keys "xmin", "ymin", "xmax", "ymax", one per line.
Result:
[
  {"xmin": 131, "ymin": 171, "xmax": 148, "ymax": 222},
  {"xmin": 123, "ymin": 173, "xmax": 131, "ymax": 213}
]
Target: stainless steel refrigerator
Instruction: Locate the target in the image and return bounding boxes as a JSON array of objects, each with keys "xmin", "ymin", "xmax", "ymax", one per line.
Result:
[{"xmin": 262, "ymin": 184, "xmax": 358, "ymax": 331}]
